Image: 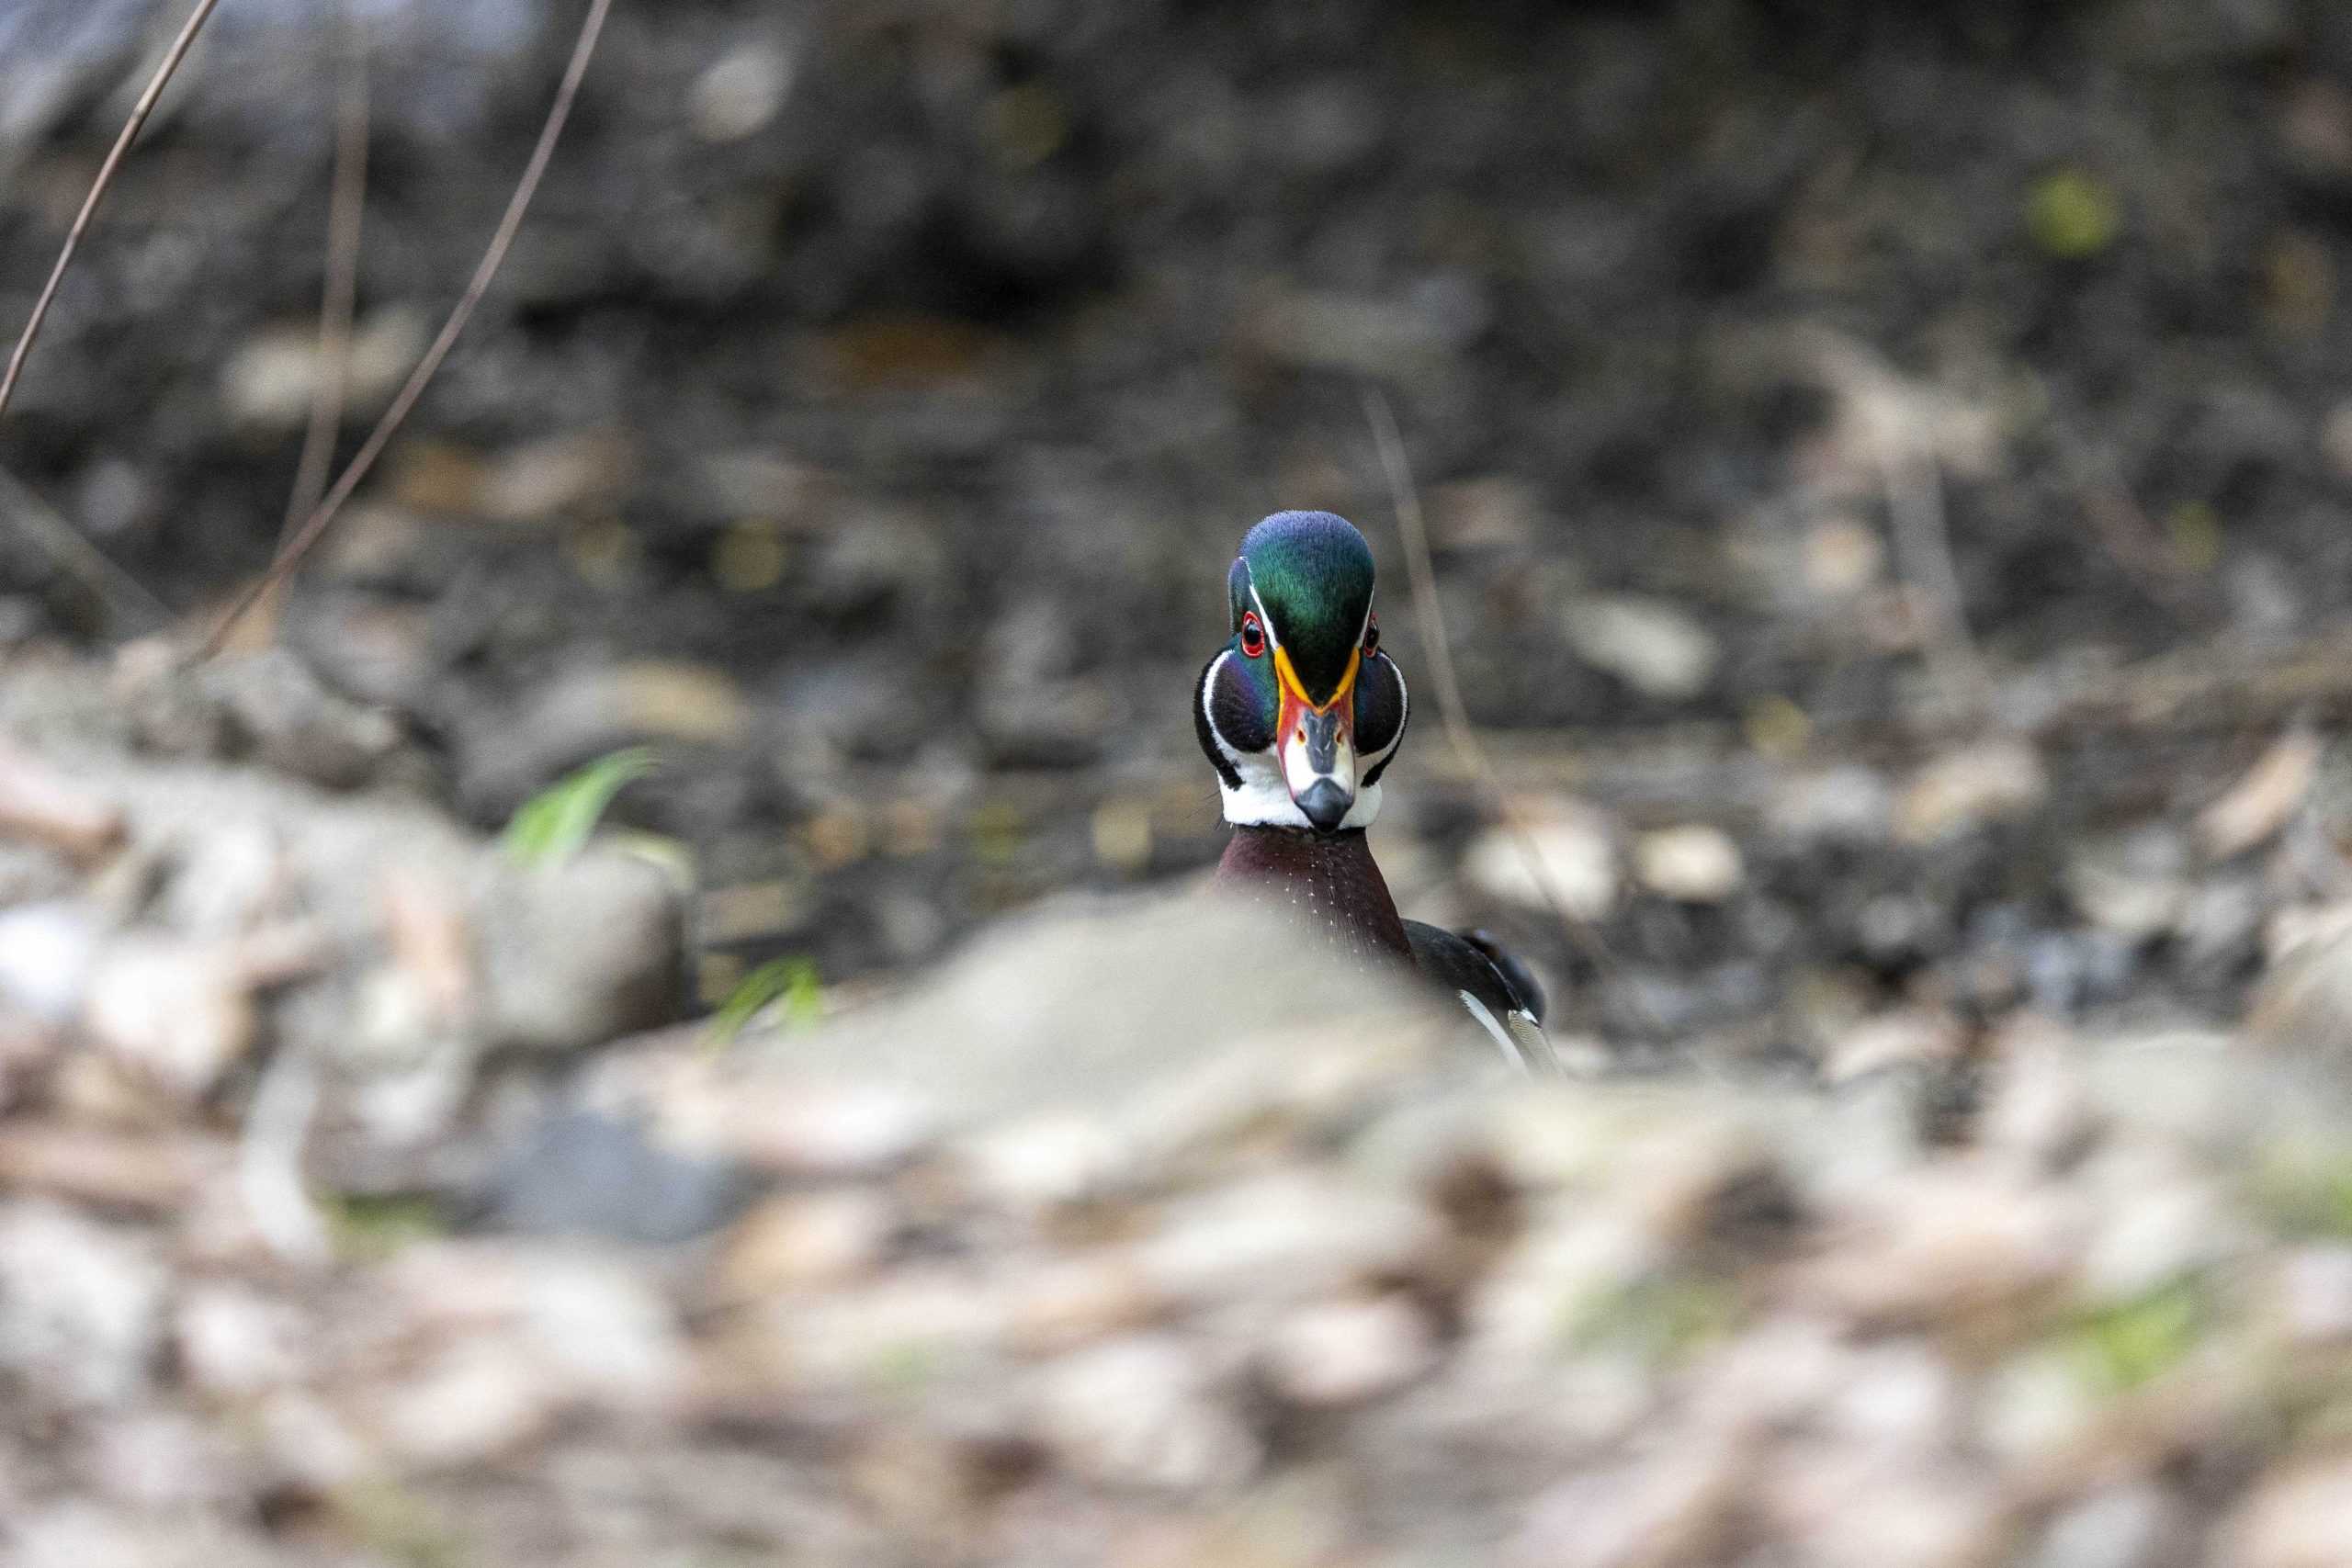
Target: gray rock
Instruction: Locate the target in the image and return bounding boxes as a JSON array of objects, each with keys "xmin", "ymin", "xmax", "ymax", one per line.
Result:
[
  {"xmin": 478, "ymin": 1107, "xmax": 749, "ymax": 1244},
  {"xmin": 474, "ymin": 850, "xmax": 684, "ymax": 1053},
  {"xmin": 0, "ymin": 1201, "xmax": 166, "ymax": 1411},
  {"xmin": 197, "ymin": 649, "xmax": 404, "ymax": 790},
  {"xmin": 718, "ymin": 887, "xmax": 1450, "ymax": 1127}
]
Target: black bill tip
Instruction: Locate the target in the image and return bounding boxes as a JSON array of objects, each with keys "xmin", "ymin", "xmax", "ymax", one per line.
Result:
[{"xmin": 1296, "ymin": 777, "xmax": 1351, "ymax": 832}]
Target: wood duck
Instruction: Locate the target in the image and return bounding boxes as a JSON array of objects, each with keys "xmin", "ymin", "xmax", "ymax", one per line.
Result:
[{"xmin": 1194, "ymin": 510, "xmax": 1556, "ymax": 1072}]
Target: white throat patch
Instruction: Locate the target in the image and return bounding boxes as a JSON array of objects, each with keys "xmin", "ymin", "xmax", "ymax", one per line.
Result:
[{"xmin": 1218, "ymin": 750, "xmax": 1385, "ymax": 830}]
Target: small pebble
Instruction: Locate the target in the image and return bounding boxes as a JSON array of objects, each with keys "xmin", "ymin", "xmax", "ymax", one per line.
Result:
[
  {"xmin": 1634, "ymin": 824, "xmax": 1744, "ymax": 903},
  {"xmin": 1262, "ymin": 1294, "xmax": 1435, "ymax": 1407},
  {"xmin": 1563, "ymin": 595, "xmax": 1720, "ymax": 701},
  {"xmin": 1462, "ymin": 801, "xmax": 1619, "ymax": 919},
  {"xmin": 1034, "ymin": 1333, "xmax": 1261, "ymax": 1493},
  {"xmin": 1895, "ymin": 741, "xmax": 2047, "ymax": 843}
]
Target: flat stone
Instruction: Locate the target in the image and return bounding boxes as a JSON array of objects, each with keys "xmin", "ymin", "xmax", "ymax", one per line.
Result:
[{"xmin": 1634, "ymin": 824, "xmax": 1743, "ymax": 903}]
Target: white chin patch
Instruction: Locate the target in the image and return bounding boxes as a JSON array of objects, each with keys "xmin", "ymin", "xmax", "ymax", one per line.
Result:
[
  {"xmin": 1280, "ymin": 724, "xmax": 1356, "ymax": 805},
  {"xmin": 1219, "ymin": 748, "xmax": 1382, "ymax": 831}
]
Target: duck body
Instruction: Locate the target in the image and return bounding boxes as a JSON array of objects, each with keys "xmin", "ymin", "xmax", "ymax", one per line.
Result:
[{"xmin": 1195, "ymin": 510, "xmax": 1555, "ymax": 1071}]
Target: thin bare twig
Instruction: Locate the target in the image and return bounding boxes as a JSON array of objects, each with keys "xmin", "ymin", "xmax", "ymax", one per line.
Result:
[
  {"xmin": 287, "ymin": 21, "xmax": 373, "ymax": 549},
  {"xmin": 1878, "ymin": 445, "xmax": 1996, "ymax": 720},
  {"xmin": 0, "ymin": 462, "xmax": 169, "ymax": 626},
  {"xmin": 201, "ymin": 0, "xmax": 616, "ymax": 658},
  {"xmin": 2052, "ymin": 419, "xmax": 2202, "ymax": 616},
  {"xmin": 0, "ymin": 0, "xmax": 223, "ymax": 429},
  {"xmin": 228, "ymin": 14, "xmax": 373, "ymax": 654},
  {"xmin": 1361, "ymin": 387, "xmax": 1623, "ymax": 982}
]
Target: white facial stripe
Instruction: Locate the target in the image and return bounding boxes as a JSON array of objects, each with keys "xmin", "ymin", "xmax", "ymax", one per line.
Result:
[
  {"xmin": 1247, "ymin": 581, "xmax": 1277, "ymax": 653},
  {"xmin": 1200, "ymin": 651, "xmax": 1243, "ymax": 772}
]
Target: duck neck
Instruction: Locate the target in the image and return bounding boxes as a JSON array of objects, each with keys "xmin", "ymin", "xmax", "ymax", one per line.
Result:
[{"xmin": 1216, "ymin": 826, "xmax": 1411, "ymax": 964}]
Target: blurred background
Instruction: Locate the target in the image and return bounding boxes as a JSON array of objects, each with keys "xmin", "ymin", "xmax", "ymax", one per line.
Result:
[
  {"xmin": 9, "ymin": 2, "xmax": 2352, "ymax": 1564},
  {"xmin": 5, "ymin": 0, "xmax": 2352, "ymax": 1046}
]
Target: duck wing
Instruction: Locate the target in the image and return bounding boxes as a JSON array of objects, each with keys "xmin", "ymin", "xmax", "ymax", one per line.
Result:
[{"xmin": 1403, "ymin": 919, "xmax": 1558, "ymax": 1076}]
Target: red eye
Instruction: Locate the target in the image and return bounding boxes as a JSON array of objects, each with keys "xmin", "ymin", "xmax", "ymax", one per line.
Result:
[
  {"xmin": 1363, "ymin": 614, "xmax": 1379, "ymax": 656},
  {"xmin": 1238, "ymin": 612, "xmax": 1265, "ymax": 659}
]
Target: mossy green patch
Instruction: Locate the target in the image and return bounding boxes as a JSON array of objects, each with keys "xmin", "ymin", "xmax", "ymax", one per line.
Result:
[
  {"xmin": 324, "ymin": 1192, "xmax": 448, "ymax": 1262},
  {"xmin": 2252, "ymin": 1143, "xmax": 2352, "ymax": 1240},
  {"xmin": 2065, "ymin": 1276, "xmax": 2207, "ymax": 1395},
  {"xmin": 333, "ymin": 1479, "xmax": 470, "ymax": 1568},
  {"xmin": 2027, "ymin": 169, "xmax": 2122, "ymax": 259},
  {"xmin": 1563, "ymin": 1271, "xmax": 1741, "ymax": 1369}
]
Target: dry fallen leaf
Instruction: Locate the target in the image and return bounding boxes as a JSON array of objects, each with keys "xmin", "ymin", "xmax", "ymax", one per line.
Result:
[
  {"xmin": 381, "ymin": 872, "xmax": 475, "ymax": 1027},
  {"xmin": 2197, "ymin": 730, "xmax": 2321, "ymax": 861},
  {"xmin": 0, "ymin": 742, "xmax": 122, "ymax": 861}
]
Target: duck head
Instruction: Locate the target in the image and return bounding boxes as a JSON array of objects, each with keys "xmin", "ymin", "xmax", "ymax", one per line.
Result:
[{"xmin": 1194, "ymin": 510, "xmax": 1409, "ymax": 833}]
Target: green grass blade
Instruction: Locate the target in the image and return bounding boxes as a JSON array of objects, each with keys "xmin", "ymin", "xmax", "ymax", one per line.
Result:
[{"xmin": 502, "ymin": 747, "xmax": 657, "ymax": 866}]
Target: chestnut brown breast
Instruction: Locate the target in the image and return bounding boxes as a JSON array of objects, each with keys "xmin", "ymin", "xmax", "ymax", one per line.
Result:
[{"xmin": 1214, "ymin": 826, "xmax": 1412, "ymax": 971}]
